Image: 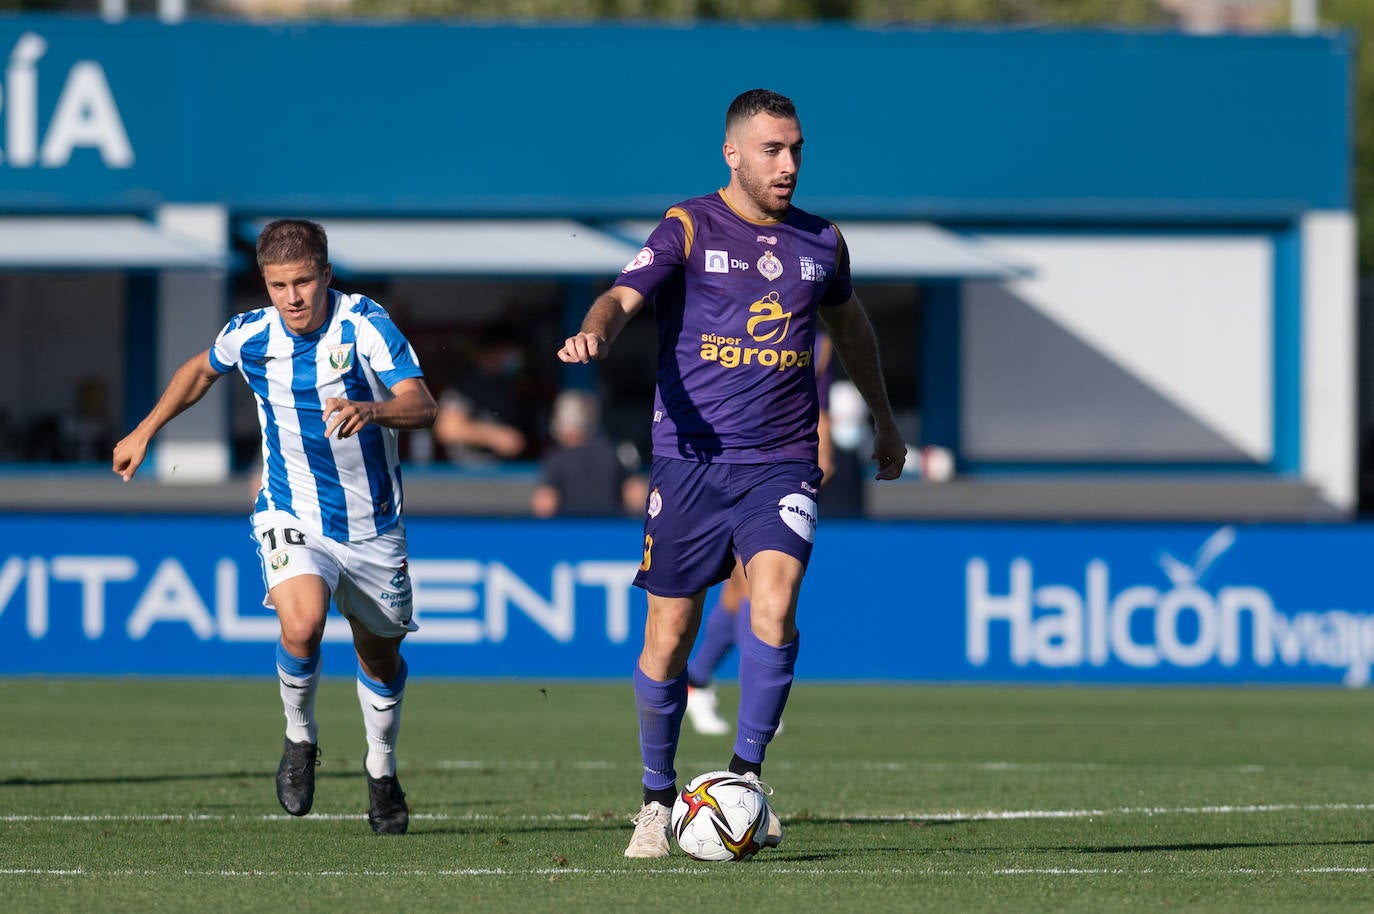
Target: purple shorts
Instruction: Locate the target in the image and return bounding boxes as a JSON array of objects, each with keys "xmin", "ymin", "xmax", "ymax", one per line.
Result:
[{"xmin": 633, "ymin": 457, "xmax": 823, "ymax": 597}]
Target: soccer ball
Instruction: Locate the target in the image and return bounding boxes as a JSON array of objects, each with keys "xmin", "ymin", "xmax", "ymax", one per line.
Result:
[{"xmin": 671, "ymin": 771, "xmax": 768, "ymax": 861}]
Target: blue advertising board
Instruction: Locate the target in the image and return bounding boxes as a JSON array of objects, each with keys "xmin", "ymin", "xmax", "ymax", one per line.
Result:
[{"xmin": 1, "ymin": 514, "xmax": 1371, "ymax": 685}]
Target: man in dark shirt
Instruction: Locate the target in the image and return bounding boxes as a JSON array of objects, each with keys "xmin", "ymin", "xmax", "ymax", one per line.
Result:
[{"xmin": 531, "ymin": 389, "xmax": 644, "ymax": 517}]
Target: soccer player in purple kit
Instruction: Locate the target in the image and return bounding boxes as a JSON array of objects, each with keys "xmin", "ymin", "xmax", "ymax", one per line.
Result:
[{"xmin": 558, "ymin": 88, "xmax": 907, "ymax": 858}]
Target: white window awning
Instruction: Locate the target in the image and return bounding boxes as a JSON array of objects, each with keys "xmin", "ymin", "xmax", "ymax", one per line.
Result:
[
  {"xmin": 838, "ymin": 223, "xmax": 1032, "ymax": 280},
  {"xmin": 294, "ymin": 219, "xmax": 644, "ymax": 277},
  {"xmin": 0, "ymin": 216, "xmax": 226, "ymax": 270},
  {"xmin": 612, "ymin": 220, "xmax": 1031, "ymax": 280}
]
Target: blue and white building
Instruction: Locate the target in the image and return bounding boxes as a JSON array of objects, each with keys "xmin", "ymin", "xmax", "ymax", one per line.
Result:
[{"xmin": 0, "ymin": 17, "xmax": 1363, "ymax": 683}]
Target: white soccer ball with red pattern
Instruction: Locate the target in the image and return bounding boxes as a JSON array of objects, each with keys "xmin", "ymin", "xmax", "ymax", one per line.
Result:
[{"xmin": 671, "ymin": 771, "xmax": 768, "ymax": 861}]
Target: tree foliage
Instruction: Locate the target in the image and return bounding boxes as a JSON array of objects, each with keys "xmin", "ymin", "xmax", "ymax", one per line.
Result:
[{"xmin": 1321, "ymin": 0, "xmax": 1373, "ymax": 273}]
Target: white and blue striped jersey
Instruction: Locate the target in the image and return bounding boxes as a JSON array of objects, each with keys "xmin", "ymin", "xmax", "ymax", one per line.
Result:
[{"xmin": 208, "ymin": 290, "xmax": 426, "ymax": 543}]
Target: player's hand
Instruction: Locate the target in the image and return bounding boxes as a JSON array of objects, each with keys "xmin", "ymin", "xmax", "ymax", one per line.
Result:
[
  {"xmin": 557, "ymin": 331, "xmax": 609, "ymax": 364},
  {"xmin": 112, "ymin": 434, "xmax": 149, "ymax": 482},
  {"xmin": 871, "ymin": 425, "xmax": 908, "ymax": 481},
  {"xmin": 323, "ymin": 398, "xmax": 375, "ymax": 439}
]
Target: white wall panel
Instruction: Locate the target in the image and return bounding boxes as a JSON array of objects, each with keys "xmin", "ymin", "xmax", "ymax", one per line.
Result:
[
  {"xmin": 1301, "ymin": 211, "xmax": 1356, "ymax": 511},
  {"xmin": 154, "ymin": 205, "xmax": 230, "ymax": 483},
  {"xmin": 963, "ymin": 235, "xmax": 1273, "ymax": 461}
]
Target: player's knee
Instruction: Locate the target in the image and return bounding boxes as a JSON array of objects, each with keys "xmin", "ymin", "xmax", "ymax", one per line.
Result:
[
  {"xmin": 278, "ymin": 618, "xmax": 326, "ymax": 654},
  {"xmin": 745, "ymin": 595, "xmax": 796, "ymax": 645},
  {"xmin": 749, "ymin": 616, "xmax": 794, "ymax": 647},
  {"xmin": 280, "ymin": 631, "xmax": 323, "ymax": 657}
]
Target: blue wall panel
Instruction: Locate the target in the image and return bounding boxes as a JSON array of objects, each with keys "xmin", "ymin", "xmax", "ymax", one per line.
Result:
[
  {"xmin": 2, "ymin": 515, "xmax": 1371, "ymax": 685},
  {"xmin": 0, "ymin": 18, "xmax": 1349, "ymax": 218}
]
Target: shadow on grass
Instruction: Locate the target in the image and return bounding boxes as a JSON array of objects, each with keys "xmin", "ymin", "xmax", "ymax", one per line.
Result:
[
  {"xmin": 417, "ymin": 821, "xmax": 619, "ymax": 838},
  {"xmin": 1, "ymin": 770, "xmax": 268, "ymax": 788},
  {"xmin": 788, "ymin": 816, "xmax": 1374, "ymax": 854},
  {"xmin": 0, "ymin": 767, "xmax": 382, "ymax": 789},
  {"xmin": 787, "ymin": 814, "xmax": 964, "ymax": 828}
]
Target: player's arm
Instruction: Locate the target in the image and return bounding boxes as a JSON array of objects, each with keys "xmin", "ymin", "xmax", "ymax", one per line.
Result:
[
  {"xmin": 819, "ymin": 295, "xmax": 907, "ymax": 480},
  {"xmin": 323, "ymin": 377, "xmax": 438, "ymax": 440},
  {"xmin": 558, "ymin": 285, "xmax": 646, "ymax": 363},
  {"xmin": 112, "ymin": 350, "xmax": 223, "ymax": 482}
]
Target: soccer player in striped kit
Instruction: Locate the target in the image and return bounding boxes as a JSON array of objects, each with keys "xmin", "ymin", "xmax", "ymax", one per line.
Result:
[
  {"xmin": 558, "ymin": 89, "xmax": 907, "ymax": 858},
  {"xmin": 113, "ymin": 219, "xmax": 437, "ymax": 834}
]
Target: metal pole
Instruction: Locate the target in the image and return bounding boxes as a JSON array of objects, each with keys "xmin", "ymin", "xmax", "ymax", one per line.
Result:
[
  {"xmin": 99, "ymin": 0, "xmax": 127, "ymax": 22},
  {"xmin": 1292, "ymin": 0, "xmax": 1318, "ymax": 34}
]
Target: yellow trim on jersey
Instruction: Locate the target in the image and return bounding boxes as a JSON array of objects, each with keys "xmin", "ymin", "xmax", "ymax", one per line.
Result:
[
  {"xmin": 831, "ymin": 222, "xmax": 848, "ymax": 268},
  {"xmin": 665, "ymin": 206, "xmax": 695, "ymax": 259},
  {"xmin": 715, "ymin": 188, "xmax": 785, "ymax": 226}
]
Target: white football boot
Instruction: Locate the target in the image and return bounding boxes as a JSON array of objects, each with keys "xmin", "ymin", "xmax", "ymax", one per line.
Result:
[
  {"xmin": 685, "ymin": 686, "xmax": 731, "ymax": 735},
  {"xmin": 743, "ymin": 771, "xmax": 783, "ymax": 848},
  {"xmin": 624, "ymin": 801, "xmax": 673, "ymax": 858}
]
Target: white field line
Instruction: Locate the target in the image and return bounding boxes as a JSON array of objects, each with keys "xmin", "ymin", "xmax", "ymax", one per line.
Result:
[
  {"xmin": 4, "ymin": 802, "xmax": 1374, "ymax": 825},
  {"xmin": 432, "ymin": 760, "xmax": 1270, "ymax": 773},
  {"xmin": 0, "ymin": 759, "xmax": 1285, "ymax": 774},
  {"xmin": 0, "ymin": 865, "xmax": 1368, "ymax": 878}
]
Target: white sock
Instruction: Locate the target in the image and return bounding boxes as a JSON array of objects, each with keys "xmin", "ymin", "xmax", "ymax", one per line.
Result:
[
  {"xmin": 357, "ymin": 672, "xmax": 404, "ymax": 778},
  {"xmin": 276, "ymin": 645, "xmax": 320, "ymax": 745}
]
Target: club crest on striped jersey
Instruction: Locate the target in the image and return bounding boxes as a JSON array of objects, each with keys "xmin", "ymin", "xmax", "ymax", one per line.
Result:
[{"xmin": 327, "ymin": 344, "xmax": 354, "ymax": 372}]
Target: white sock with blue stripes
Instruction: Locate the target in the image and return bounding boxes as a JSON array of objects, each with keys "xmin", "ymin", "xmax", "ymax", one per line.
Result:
[
  {"xmin": 357, "ymin": 659, "xmax": 407, "ymax": 779},
  {"xmin": 276, "ymin": 642, "xmax": 320, "ymax": 745}
]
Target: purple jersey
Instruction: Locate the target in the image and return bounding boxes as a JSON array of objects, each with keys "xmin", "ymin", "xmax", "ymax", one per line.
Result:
[{"xmin": 614, "ymin": 191, "xmax": 853, "ymax": 464}]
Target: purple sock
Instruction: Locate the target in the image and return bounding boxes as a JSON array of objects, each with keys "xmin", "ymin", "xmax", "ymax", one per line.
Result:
[
  {"xmin": 634, "ymin": 665, "xmax": 688, "ymax": 793},
  {"xmin": 734, "ymin": 625, "xmax": 799, "ymax": 765},
  {"xmin": 688, "ymin": 601, "xmax": 741, "ymax": 687}
]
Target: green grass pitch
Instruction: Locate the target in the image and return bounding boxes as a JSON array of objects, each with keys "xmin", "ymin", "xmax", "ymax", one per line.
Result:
[{"xmin": 2, "ymin": 679, "xmax": 1372, "ymax": 913}]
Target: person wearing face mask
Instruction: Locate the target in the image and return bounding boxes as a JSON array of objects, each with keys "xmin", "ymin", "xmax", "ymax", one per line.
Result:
[
  {"xmin": 432, "ymin": 324, "xmax": 532, "ymax": 465},
  {"xmin": 816, "ymin": 376, "xmax": 869, "ymax": 520},
  {"xmin": 683, "ymin": 332, "xmax": 858, "ymax": 737}
]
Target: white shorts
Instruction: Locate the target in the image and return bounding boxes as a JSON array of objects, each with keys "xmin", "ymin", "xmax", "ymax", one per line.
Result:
[{"xmin": 252, "ymin": 509, "xmax": 418, "ymax": 639}]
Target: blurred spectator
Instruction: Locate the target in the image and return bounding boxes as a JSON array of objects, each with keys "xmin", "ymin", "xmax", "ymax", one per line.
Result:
[
  {"xmin": 815, "ymin": 332, "xmax": 866, "ymax": 518},
  {"xmin": 0, "ymin": 410, "xmax": 21, "ymax": 462},
  {"xmin": 432, "ymin": 325, "xmax": 531, "ymax": 465},
  {"xmin": 531, "ymin": 389, "xmax": 646, "ymax": 518},
  {"xmin": 818, "ymin": 379, "xmax": 868, "ymax": 519},
  {"xmin": 60, "ymin": 378, "xmax": 116, "ymax": 463},
  {"xmin": 432, "ymin": 389, "xmax": 526, "ymax": 464},
  {"xmin": 686, "ymin": 339, "xmax": 862, "ymax": 735},
  {"xmin": 23, "ymin": 378, "xmax": 117, "ymax": 464}
]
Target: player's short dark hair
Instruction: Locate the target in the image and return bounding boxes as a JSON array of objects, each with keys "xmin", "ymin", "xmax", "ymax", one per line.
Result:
[
  {"xmin": 256, "ymin": 219, "xmax": 329, "ymax": 272},
  {"xmin": 725, "ymin": 89, "xmax": 798, "ymax": 134}
]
